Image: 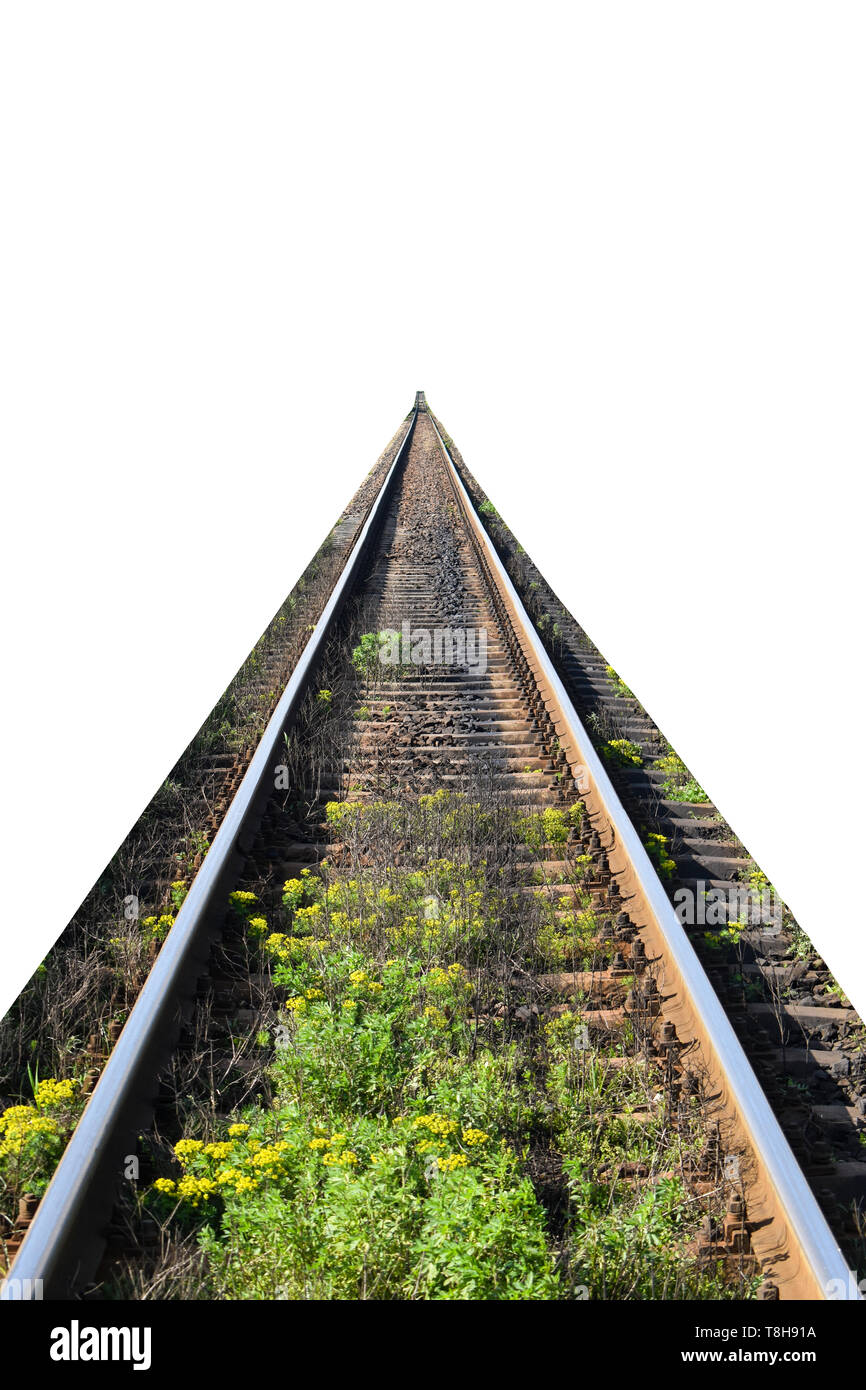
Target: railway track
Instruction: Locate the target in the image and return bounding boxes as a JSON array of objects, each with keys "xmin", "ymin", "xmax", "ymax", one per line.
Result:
[{"xmin": 2, "ymin": 396, "xmax": 861, "ymax": 1300}]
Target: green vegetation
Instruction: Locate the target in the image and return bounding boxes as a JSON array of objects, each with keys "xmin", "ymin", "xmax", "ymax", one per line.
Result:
[
  {"xmin": 788, "ymin": 921, "xmax": 812, "ymax": 962},
  {"xmin": 744, "ymin": 865, "xmax": 774, "ymax": 897},
  {"xmin": 175, "ymin": 830, "xmax": 209, "ymax": 874},
  {"xmin": 605, "ymin": 665, "xmax": 634, "ymax": 699},
  {"xmin": 518, "ymin": 803, "xmax": 581, "ymax": 851},
  {"xmin": 351, "ymin": 632, "xmax": 386, "ymax": 678},
  {"xmin": 170, "ymin": 880, "xmax": 188, "ymax": 912},
  {"xmin": 603, "ymin": 738, "xmax": 643, "ymax": 768},
  {"xmin": 0, "ymin": 1077, "xmax": 84, "ymax": 1201},
  {"xmin": 653, "ymin": 749, "xmax": 709, "ymax": 804},
  {"xmin": 142, "ymin": 791, "xmax": 745, "ymax": 1301},
  {"xmin": 644, "ymin": 833, "xmax": 676, "ymax": 881},
  {"xmin": 703, "ymin": 919, "xmax": 747, "ymax": 951}
]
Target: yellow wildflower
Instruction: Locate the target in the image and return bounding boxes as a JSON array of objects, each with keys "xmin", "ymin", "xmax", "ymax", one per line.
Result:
[
  {"xmin": 412, "ymin": 1113, "xmax": 457, "ymax": 1137},
  {"xmin": 173, "ymin": 1138, "xmax": 204, "ymax": 1162},
  {"xmin": 33, "ymin": 1077, "xmax": 77, "ymax": 1108},
  {"xmin": 322, "ymin": 1150, "xmax": 359, "ymax": 1167},
  {"xmin": 203, "ymin": 1141, "xmax": 235, "ymax": 1160},
  {"xmin": 462, "ymin": 1129, "xmax": 489, "ymax": 1146},
  {"xmin": 438, "ymin": 1154, "xmax": 469, "ymax": 1173}
]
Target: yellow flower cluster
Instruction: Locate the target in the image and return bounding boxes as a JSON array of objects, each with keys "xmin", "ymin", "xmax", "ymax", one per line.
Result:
[
  {"xmin": 153, "ymin": 1175, "xmax": 219, "ymax": 1207},
  {"xmin": 423, "ymin": 1006, "xmax": 447, "ymax": 1026},
  {"xmin": 203, "ymin": 1141, "xmax": 236, "ymax": 1160},
  {"xmin": 345, "ymin": 968, "xmax": 382, "ymax": 999},
  {"xmin": 265, "ymin": 933, "xmax": 329, "ymax": 963},
  {"xmin": 0, "ymin": 1104, "xmax": 60, "ymax": 1157},
  {"xmin": 141, "ymin": 914, "xmax": 174, "ymax": 940},
  {"xmin": 230, "ymin": 1173, "xmax": 261, "ymax": 1194},
  {"xmin": 34, "ymin": 1077, "xmax": 77, "ymax": 1108},
  {"xmin": 286, "ymin": 995, "xmax": 308, "ymax": 1013},
  {"xmin": 308, "ymin": 1131, "xmax": 356, "ymax": 1165},
  {"xmin": 295, "ymin": 904, "xmax": 323, "ymax": 927},
  {"xmin": 282, "ymin": 878, "xmax": 305, "ymax": 908},
  {"xmin": 251, "ymin": 1142, "xmax": 291, "ymax": 1169},
  {"xmin": 155, "ymin": 1124, "xmax": 298, "ymax": 1205},
  {"xmin": 173, "ymin": 1138, "xmax": 204, "ymax": 1163},
  {"xmin": 179, "ymin": 1175, "xmax": 217, "ymax": 1202},
  {"xmin": 229, "ymin": 890, "xmax": 258, "ymax": 911},
  {"xmin": 438, "ymin": 1153, "xmax": 469, "ymax": 1173},
  {"xmin": 461, "ymin": 1129, "xmax": 489, "ymax": 1146},
  {"xmin": 0, "ymin": 1078, "xmax": 82, "ymax": 1159},
  {"xmin": 412, "ymin": 1113, "xmax": 457, "ymax": 1137}
]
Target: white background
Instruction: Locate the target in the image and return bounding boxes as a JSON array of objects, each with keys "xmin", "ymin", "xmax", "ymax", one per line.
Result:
[{"xmin": 2, "ymin": 3, "xmax": 864, "ymax": 1022}]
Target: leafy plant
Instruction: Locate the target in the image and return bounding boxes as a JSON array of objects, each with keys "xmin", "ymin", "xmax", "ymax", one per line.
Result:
[
  {"xmin": 605, "ymin": 665, "xmax": 634, "ymax": 699},
  {"xmin": 170, "ymin": 880, "xmax": 188, "ymax": 912},
  {"xmin": 644, "ymin": 833, "xmax": 676, "ymax": 880},
  {"xmin": 351, "ymin": 632, "xmax": 387, "ymax": 678},
  {"xmin": 0, "ymin": 1077, "xmax": 83, "ymax": 1200},
  {"xmin": 652, "ymin": 750, "xmax": 708, "ymax": 804},
  {"xmin": 603, "ymin": 739, "xmax": 643, "ymax": 768}
]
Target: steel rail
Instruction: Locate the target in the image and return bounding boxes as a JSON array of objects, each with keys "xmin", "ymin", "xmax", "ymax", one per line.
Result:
[
  {"xmin": 428, "ymin": 414, "xmax": 860, "ymax": 1301},
  {"xmin": 3, "ymin": 414, "xmax": 417, "ymax": 1299}
]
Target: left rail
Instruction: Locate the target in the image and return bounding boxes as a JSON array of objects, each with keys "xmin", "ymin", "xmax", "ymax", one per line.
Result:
[{"xmin": 2, "ymin": 415, "xmax": 417, "ymax": 1299}]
